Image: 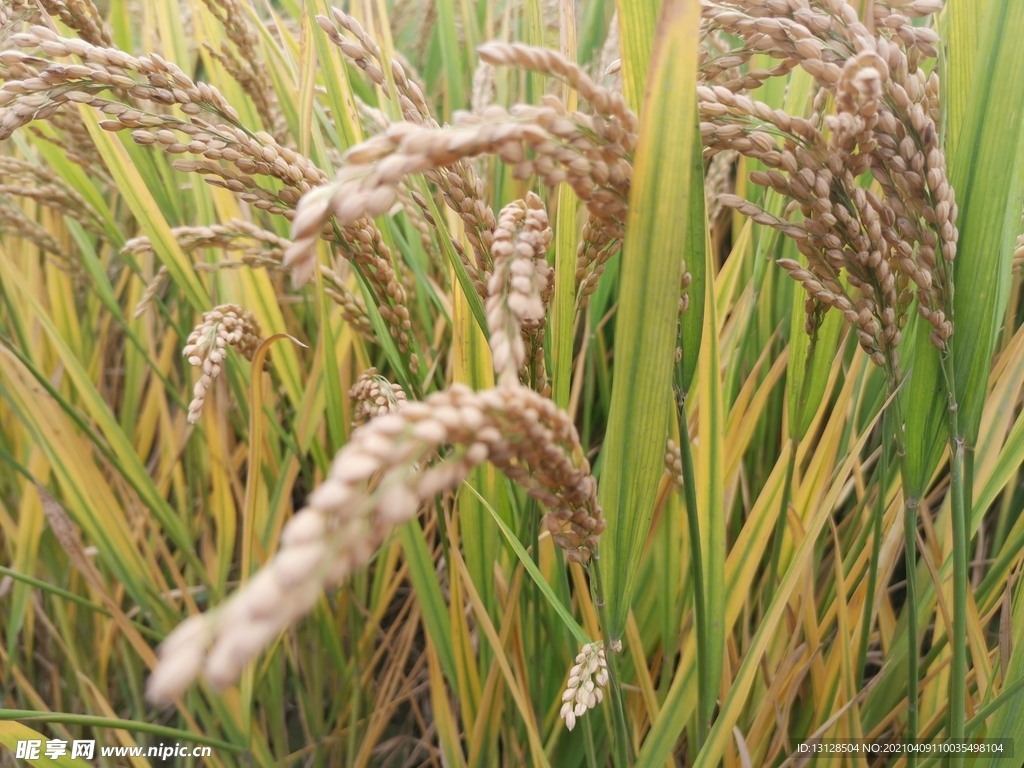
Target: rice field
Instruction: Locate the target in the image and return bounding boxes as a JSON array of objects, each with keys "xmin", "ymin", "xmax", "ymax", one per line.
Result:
[{"xmin": 1, "ymin": 0, "xmax": 1024, "ymax": 765}]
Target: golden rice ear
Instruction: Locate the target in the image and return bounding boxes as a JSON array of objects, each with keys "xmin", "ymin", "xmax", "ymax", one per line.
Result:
[
  {"xmin": 486, "ymin": 195, "xmax": 552, "ymax": 387},
  {"xmin": 181, "ymin": 305, "xmax": 263, "ymax": 423},
  {"xmin": 148, "ymin": 384, "xmax": 603, "ymax": 702},
  {"xmin": 349, "ymin": 368, "xmax": 407, "ymax": 427},
  {"xmin": 699, "ymin": 0, "xmax": 958, "ymax": 361},
  {"xmin": 318, "ymin": 8, "xmax": 498, "ymax": 274},
  {"xmin": 284, "ymin": 183, "xmax": 336, "ymax": 288},
  {"xmin": 35, "ymin": 0, "xmax": 111, "ymax": 47},
  {"xmin": 559, "ymin": 642, "xmax": 608, "ymax": 732}
]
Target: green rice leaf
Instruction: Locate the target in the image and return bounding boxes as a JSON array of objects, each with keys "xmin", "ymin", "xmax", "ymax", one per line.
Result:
[
  {"xmin": 598, "ymin": 0, "xmax": 700, "ymax": 640},
  {"xmin": 903, "ymin": 0, "xmax": 1024, "ymax": 495}
]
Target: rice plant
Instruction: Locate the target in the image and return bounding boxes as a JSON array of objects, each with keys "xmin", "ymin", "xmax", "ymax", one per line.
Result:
[{"xmin": 1, "ymin": 0, "xmax": 1024, "ymax": 766}]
